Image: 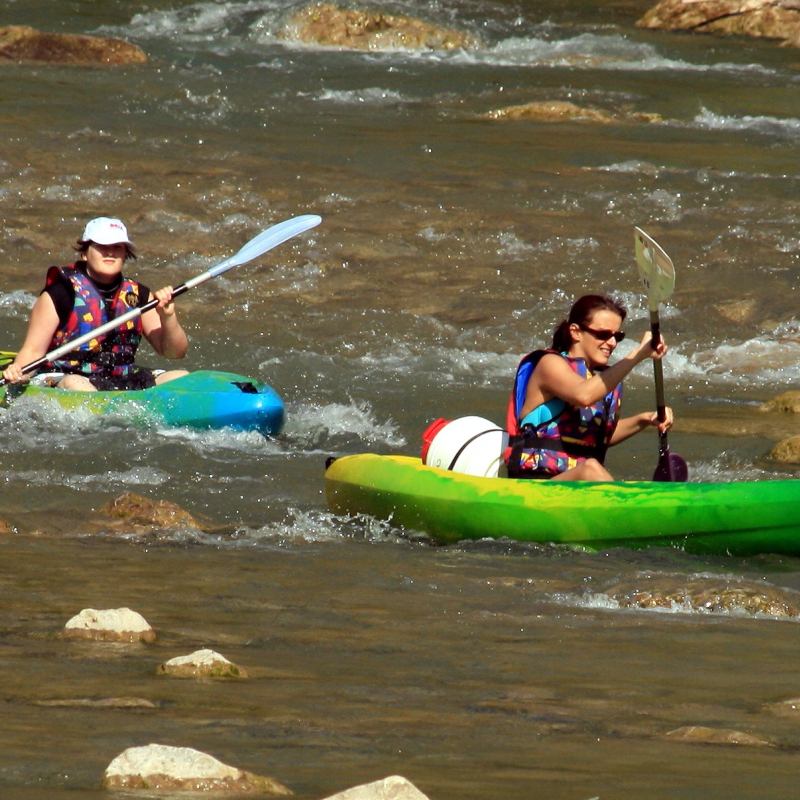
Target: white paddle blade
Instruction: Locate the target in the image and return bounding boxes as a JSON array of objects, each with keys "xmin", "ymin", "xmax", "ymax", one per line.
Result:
[
  {"xmin": 207, "ymin": 214, "xmax": 322, "ymax": 278},
  {"xmin": 634, "ymin": 227, "xmax": 675, "ymax": 311}
]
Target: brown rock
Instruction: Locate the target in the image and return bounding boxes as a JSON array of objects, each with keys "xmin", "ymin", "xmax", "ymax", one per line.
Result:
[
  {"xmin": 484, "ymin": 101, "xmax": 615, "ymax": 123},
  {"xmin": 0, "ymin": 515, "xmax": 13, "ymax": 534},
  {"xmin": 715, "ymin": 298, "xmax": 757, "ymax": 323},
  {"xmin": 280, "ymin": 3, "xmax": 480, "ymax": 51},
  {"xmin": 636, "ymin": 0, "xmax": 800, "ymax": 48},
  {"xmin": 606, "ymin": 577, "xmax": 800, "ymax": 617},
  {"xmin": 759, "ymin": 390, "xmax": 800, "ymax": 413},
  {"xmin": 0, "ymin": 25, "xmax": 147, "ymax": 65},
  {"xmin": 767, "ymin": 433, "xmax": 800, "ymax": 462},
  {"xmin": 664, "ymin": 725, "xmax": 775, "ymax": 746},
  {"xmin": 101, "ymin": 492, "xmax": 201, "ymax": 529},
  {"xmin": 484, "ymin": 101, "xmax": 663, "ymax": 124}
]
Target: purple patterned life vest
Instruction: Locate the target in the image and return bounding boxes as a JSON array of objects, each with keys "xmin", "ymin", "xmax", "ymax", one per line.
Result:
[
  {"xmin": 504, "ymin": 349, "xmax": 622, "ymax": 478},
  {"xmin": 46, "ymin": 263, "xmax": 143, "ymax": 378}
]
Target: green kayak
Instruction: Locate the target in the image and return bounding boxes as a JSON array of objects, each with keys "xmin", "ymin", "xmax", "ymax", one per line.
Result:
[
  {"xmin": 0, "ymin": 369, "xmax": 285, "ymax": 434},
  {"xmin": 325, "ymin": 454, "xmax": 800, "ymax": 557}
]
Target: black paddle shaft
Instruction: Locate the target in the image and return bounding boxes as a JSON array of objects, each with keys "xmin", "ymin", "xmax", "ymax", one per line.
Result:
[{"xmin": 649, "ymin": 309, "xmax": 671, "ymax": 461}]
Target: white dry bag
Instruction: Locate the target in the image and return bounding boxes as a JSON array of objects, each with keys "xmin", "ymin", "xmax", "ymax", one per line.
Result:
[{"xmin": 421, "ymin": 416, "xmax": 509, "ymax": 478}]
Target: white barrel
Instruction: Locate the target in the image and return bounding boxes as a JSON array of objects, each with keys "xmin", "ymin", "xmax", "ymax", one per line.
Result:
[{"xmin": 422, "ymin": 416, "xmax": 509, "ymax": 478}]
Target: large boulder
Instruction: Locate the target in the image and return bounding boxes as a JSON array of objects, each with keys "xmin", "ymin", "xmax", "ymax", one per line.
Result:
[
  {"xmin": 0, "ymin": 25, "xmax": 147, "ymax": 65},
  {"xmin": 636, "ymin": 0, "xmax": 800, "ymax": 47},
  {"xmin": 280, "ymin": 3, "xmax": 480, "ymax": 51},
  {"xmin": 102, "ymin": 744, "xmax": 291, "ymax": 793}
]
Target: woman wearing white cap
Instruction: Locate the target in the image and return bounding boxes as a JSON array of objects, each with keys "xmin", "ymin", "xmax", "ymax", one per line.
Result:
[{"xmin": 2, "ymin": 217, "xmax": 189, "ymax": 391}]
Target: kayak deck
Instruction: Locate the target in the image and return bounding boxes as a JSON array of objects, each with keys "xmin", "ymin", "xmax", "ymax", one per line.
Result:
[
  {"xmin": 0, "ymin": 369, "xmax": 285, "ymax": 434},
  {"xmin": 325, "ymin": 454, "xmax": 800, "ymax": 556}
]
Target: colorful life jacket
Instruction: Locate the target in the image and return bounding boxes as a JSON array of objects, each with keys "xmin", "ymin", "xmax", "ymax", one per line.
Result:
[
  {"xmin": 504, "ymin": 349, "xmax": 622, "ymax": 478},
  {"xmin": 46, "ymin": 264, "xmax": 143, "ymax": 378}
]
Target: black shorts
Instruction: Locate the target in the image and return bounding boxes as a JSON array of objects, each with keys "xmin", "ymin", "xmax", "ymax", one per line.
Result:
[{"xmin": 86, "ymin": 367, "xmax": 157, "ymax": 392}]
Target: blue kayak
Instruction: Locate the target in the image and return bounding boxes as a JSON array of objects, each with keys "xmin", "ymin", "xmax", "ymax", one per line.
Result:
[{"xmin": 0, "ymin": 369, "xmax": 285, "ymax": 434}]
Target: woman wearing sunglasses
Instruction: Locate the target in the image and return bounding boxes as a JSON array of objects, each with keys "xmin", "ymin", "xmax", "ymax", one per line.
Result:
[{"xmin": 505, "ymin": 294, "xmax": 673, "ymax": 481}]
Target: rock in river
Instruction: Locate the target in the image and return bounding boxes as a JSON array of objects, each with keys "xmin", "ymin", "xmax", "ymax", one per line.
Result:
[
  {"xmin": 0, "ymin": 25, "xmax": 147, "ymax": 64},
  {"xmin": 62, "ymin": 607, "xmax": 156, "ymax": 643},
  {"xmin": 102, "ymin": 743, "xmax": 292, "ymax": 794},
  {"xmin": 636, "ymin": 0, "xmax": 800, "ymax": 48},
  {"xmin": 280, "ymin": 3, "xmax": 480, "ymax": 51},
  {"xmin": 157, "ymin": 648, "xmax": 248, "ymax": 679}
]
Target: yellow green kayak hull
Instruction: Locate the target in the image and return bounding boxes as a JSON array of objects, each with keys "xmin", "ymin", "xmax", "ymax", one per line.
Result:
[{"xmin": 325, "ymin": 454, "xmax": 800, "ymax": 556}]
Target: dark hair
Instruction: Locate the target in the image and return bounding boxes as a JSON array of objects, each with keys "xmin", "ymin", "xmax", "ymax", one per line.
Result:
[
  {"xmin": 551, "ymin": 294, "xmax": 627, "ymax": 352},
  {"xmin": 74, "ymin": 240, "xmax": 137, "ymax": 261}
]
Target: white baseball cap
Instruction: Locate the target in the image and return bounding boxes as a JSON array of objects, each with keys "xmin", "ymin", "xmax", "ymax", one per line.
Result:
[{"xmin": 79, "ymin": 217, "xmax": 137, "ymax": 252}]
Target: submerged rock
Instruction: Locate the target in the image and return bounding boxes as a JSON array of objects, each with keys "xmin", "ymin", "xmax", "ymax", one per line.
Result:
[
  {"xmin": 636, "ymin": 0, "xmax": 800, "ymax": 48},
  {"xmin": 102, "ymin": 744, "xmax": 292, "ymax": 794},
  {"xmin": 320, "ymin": 775, "xmax": 429, "ymax": 800},
  {"xmin": 62, "ymin": 607, "xmax": 156, "ymax": 643},
  {"xmin": 0, "ymin": 514, "xmax": 12, "ymax": 534},
  {"xmin": 33, "ymin": 696, "xmax": 158, "ymax": 709},
  {"xmin": 157, "ymin": 648, "xmax": 248, "ymax": 679},
  {"xmin": 765, "ymin": 697, "xmax": 800, "ymax": 716},
  {"xmin": 664, "ymin": 725, "xmax": 775, "ymax": 746},
  {"xmin": 102, "ymin": 492, "xmax": 202, "ymax": 530},
  {"xmin": 0, "ymin": 25, "xmax": 147, "ymax": 65},
  {"xmin": 483, "ymin": 101, "xmax": 662, "ymax": 124},
  {"xmin": 280, "ymin": 3, "xmax": 480, "ymax": 51}
]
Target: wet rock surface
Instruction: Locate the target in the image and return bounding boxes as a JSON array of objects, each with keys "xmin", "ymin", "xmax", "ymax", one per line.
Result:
[
  {"xmin": 0, "ymin": 25, "xmax": 147, "ymax": 64},
  {"xmin": 637, "ymin": 0, "xmax": 800, "ymax": 47},
  {"xmin": 101, "ymin": 492, "xmax": 203, "ymax": 530},
  {"xmin": 483, "ymin": 100, "xmax": 662, "ymax": 124},
  {"xmin": 280, "ymin": 3, "xmax": 480, "ymax": 51},
  {"xmin": 603, "ymin": 575, "xmax": 800, "ymax": 617}
]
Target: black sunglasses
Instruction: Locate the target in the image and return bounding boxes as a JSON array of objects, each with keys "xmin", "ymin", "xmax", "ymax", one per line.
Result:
[{"xmin": 578, "ymin": 323, "xmax": 626, "ymax": 343}]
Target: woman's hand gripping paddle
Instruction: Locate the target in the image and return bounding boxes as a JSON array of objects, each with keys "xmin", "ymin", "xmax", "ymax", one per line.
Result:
[
  {"xmin": 634, "ymin": 227, "xmax": 688, "ymax": 482},
  {"xmin": 0, "ymin": 214, "xmax": 322, "ymax": 387}
]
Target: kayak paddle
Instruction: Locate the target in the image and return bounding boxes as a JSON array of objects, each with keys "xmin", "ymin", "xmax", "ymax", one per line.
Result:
[
  {"xmin": 634, "ymin": 226, "xmax": 688, "ymax": 482},
  {"xmin": 0, "ymin": 214, "xmax": 322, "ymax": 386}
]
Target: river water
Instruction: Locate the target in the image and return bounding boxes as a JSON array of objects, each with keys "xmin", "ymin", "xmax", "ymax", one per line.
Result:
[{"xmin": 3, "ymin": 0, "xmax": 800, "ymax": 797}]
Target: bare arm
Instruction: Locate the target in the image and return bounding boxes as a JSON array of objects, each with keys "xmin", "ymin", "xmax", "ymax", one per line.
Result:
[
  {"xmin": 609, "ymin": 407, "xmax": 674, "ymax": 446},
  {"xmin": 521, "ymin": 331, "xmax": 667, "ymax": 418},
  {"xmin": 2, "ymin": 293, "xmax": 60, "ymax": 382},
  {"xmin": 140, "ymin": 285, "xmax": 188, "ymax": 360}
]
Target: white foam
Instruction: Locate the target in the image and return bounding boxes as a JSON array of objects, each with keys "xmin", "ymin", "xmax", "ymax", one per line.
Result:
[{"xmin": 693, "ymin": 107, "xmax": 800, "ymax": 139}]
